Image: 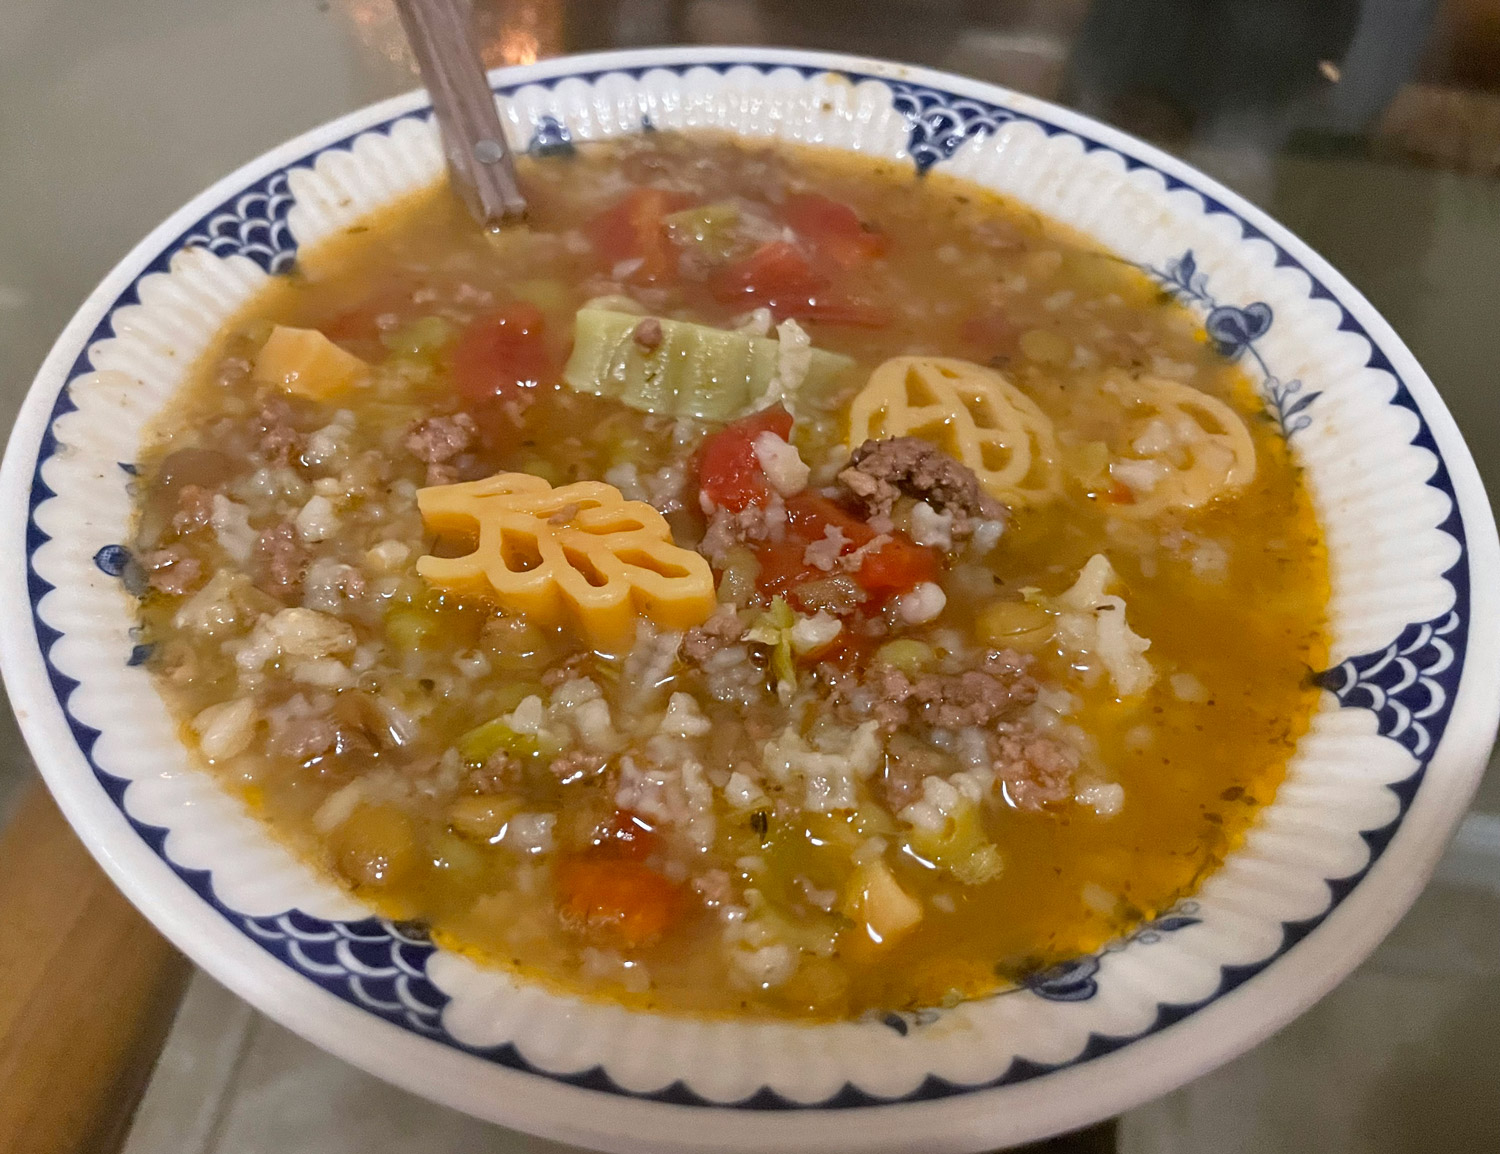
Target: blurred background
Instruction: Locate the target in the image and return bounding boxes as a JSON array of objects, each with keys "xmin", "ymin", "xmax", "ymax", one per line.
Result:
[{"xmin": 4, "ymin": 1, "xmax": 1500, "ymax": 1151}]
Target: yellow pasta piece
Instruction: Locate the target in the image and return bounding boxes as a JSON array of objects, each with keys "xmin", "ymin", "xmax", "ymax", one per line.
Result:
[
  {"xmin": 1104, "ymin": 375, "xmax": 1257, "ymax": 517},
  {"xmin": 252, "ymin": 325, "xmax": 368, "ymax": 399},
  {"xmin": 416, "ymin": 472, "xmax": 716, "ymax": 650},
  {"xmin": 846, "ymin": 356, "xmax": 1061, "ymax": 507}
]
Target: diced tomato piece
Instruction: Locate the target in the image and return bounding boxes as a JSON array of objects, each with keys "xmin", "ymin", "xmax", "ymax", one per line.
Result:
[
  {"xmin": 712, "ymin": 240, "xmax": 823, "ymax": 309},
  {"xmin": 316, "ymin": 278, "xmax": 426, "ymax": 352},
  {"xmin": 795, "ymin": 297, "xmax": 894, "ymax": 328},
  {"xmin": 784, "ymin": 491, "xmax": 875, "ymax": 547},
  {"xmin": 755, "ymin": 491, "xmax": 939, "ymax": 608},
  {"xmin": 592, "ymin": 810, "xmax": 662, "ymax": 862},
  {"xmin": 555, "ymin": 857, "xmax": 684, "ymax": 949},
  {"xmin": 712, "ymin": 241, "xmax": 891, "ymax": 327},
  {"xmin": 961, "ymin": 309, "xmax": 1019, "ymax": 360},
  {"xmin": 321, "ymin": 309, "xmax": 379, "ymax": 344},
  {"xmin": 855, "ymin": 534, "xmax": 941, "ymax": 597},
  {"xmin": 451, "ymin": 302, "xmax": 554, "ymax": 404},
  {"xmin": 586, "ymin": 187, "xmax": 692, "ymax": 284},
  {"xmin": 753, "ymin": 537, "xmax": 823, "ymax": 603},
  {"xmin": 783, "ymin": 193, "xmax": 888, "ymax": 268},
  {"xmin": 1107, "ymin": 481, "xmax": 1137, "ymax": 505},
  {"xmin": 696, "ymin": 404, "xmax": 794, "ymax": 513}
]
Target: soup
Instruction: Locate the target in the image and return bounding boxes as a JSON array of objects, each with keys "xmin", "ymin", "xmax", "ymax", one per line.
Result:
[{"xmin": 130, "ymin": 132, "xmax": 1327, "ymax": 1019}]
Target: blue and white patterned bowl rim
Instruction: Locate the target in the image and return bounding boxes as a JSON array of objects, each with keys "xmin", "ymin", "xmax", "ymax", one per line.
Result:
[{"xmin": 3, "ymin": 47, "xmax": 1497, "ymax": 1153}]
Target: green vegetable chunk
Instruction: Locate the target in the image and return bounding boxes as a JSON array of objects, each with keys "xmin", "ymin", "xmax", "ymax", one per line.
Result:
[
  {"xmin": 456, "ymin": 717, "xmax": 538, "ymax": 764},
  {"xmin": 562, "ymin": 308, "xmax": 855, "ymax": 420},
  {"xmin": 664, "ymin": 202, "xmax": 741, "ymax": 260}
]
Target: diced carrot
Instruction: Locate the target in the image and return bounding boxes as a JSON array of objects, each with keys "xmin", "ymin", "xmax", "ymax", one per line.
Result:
[{"xmin": 555, "ymin": 857, "xmax": 684, "ymax": 949}]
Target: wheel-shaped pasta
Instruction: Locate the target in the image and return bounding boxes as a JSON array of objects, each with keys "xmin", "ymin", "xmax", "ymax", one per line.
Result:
[
  {"xmin": 846, "ymin": 356, "xmax": 1061, "ymax": 508},
  {"xmin": 1105, "ymin": 375, "xmax": 1257, "ymax": 517}
]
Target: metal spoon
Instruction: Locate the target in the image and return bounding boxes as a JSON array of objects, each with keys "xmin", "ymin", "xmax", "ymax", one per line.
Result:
[{"xmin": 393, "ymin": 0, "xmax": 527, "ymax": 225}]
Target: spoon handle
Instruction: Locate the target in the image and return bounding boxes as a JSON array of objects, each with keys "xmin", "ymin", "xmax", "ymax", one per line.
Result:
[{"xmin": 393, "ymin": 0, "xmax": 527, "ymax": 225}]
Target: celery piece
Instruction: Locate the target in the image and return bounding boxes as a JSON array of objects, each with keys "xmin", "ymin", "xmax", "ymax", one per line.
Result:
[
  {"xmin": 563, "ymin": 308, "xmax": 855, "ymax": 421},
  {"xmin": 580, "ymin": 294, "xmax": 647, "ymax": 316},
  {"xmin": 1068, "ymin": 440, "xmax": 1111, "ymax": 489},
  {"xmin": 429, "ymin": 830, "xmax": 488, "ymax": 878},
  {"xmin": 457, "ymin": 717, "xmax": 539, "ymax": 764},
  {"xmin": 380, "ymin": 315, "xmax": 455, "ymax": 358},
  {"xmin": 385, "ymin": 606, "xmax": 445, "ymax": 652},
  {"xmin": 744, "ymin": 596, "xmax": 799, "ymax": 696},
  {"xmin": 510, "ymin": 279, "xmax": 571, "ymax": 315},
  {"xmin": 517, "ymin": 455, "xmax": 566, "ymax": 487},
  {"xmin": 488, "ymin": 680, "xmax": 547, "ymax": 715},
  {"xmin": 716, "ymin": 547, "xmax": 760, "ymax": 607},
  {"xmin": 975, "ymin": 600, "xmax": 1054, "ymax": 649},
  {"xmin": 873, "ymin": 639, "xmax": 936, "ymax": 676},
  {"xmin": 904, "ymin": 802, "xmax": 1004, "ymax": 886},
  {"xmin": 664, "ymin": 202, "xmax": 741, "ymax": 261}
]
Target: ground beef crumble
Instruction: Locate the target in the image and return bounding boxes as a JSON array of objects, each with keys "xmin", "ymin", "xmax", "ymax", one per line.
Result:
[
  {"xmin": 682, "ymin": 606, "xmax": 745, "ymax": 664},
  {"xmin": 838, "ymin": 436, "xmax": 1006, "ymax": 532},
  {"xmin": 254, "ymin": 521, "xmax": 308, "ymax": 595},
  {"xmin": 405, "ymin": 412, "xmax": 478, "ymax": 485},
  {"xmin": 255, "ymin": 398, "xmax": 303, "ymax": 464},
  {"xmin": 549, "ymin": 749, "xmax": 609, "ymax": 782},
  {"xmin": 994, "ymin": 732, "xmax": 1078, "ymax": 810},
  {"xmin": 835, "ymin": 649, "xmax": 1036, "ymax": 732},
  {"xmin": 464, "ymin": 752, "xmax": 519, "ymax": 794},
  {"xmin": 141, "ymin": 545, "xmax": 202, "ymax": 594},
  {"xmin": 821, "ymin": 647, "xmax": 1075, "ymax": 812},
  {"xmin": 171, "ymin": 484, "xmax": 215, "ymax": 533},
  {"xmin": 697, "ymin": 498, "xmax": 786, "ymax": 567}
]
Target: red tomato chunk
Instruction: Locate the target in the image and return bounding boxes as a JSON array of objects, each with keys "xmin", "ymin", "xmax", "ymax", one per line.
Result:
[
  {"xmin": 782, "ymin": 192, "xmax": 889, "ymax": 268},
  {"xmin": 696, "ymin": 404, "xmax": 795, "ymax": 513},
  {"xmin": 712, "ymin": 241, "xmax": 890, "ymax": 328},
  {"xmin": 757, "ymin": 492, "xmax": 939, "ymax": 609},
  {"xmin": 586, "ymin": 187, "xmax": 692, "ymax": 285},
  {"xmin": 452, "ymin": 302, "xmax": 555, "ymax": 403}
]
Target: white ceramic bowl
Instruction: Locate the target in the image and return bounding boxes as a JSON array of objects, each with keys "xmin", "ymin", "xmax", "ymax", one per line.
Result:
[{"xmin": 4, "ymin": 47, "xmax": 1497, "ymax": 1154}]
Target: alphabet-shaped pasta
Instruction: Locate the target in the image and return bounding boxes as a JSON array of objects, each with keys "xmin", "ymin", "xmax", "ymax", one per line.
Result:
[
  {"xmin": 416, "ymin": 473, "xmax": 716, "ymax": 649},
  {"xmin": 846, "ymin": 357, "xmax": 1061, "ymax": 508}
]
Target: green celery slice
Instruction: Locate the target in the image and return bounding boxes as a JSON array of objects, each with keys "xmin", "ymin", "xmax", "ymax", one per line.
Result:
[{"xmin": 562, "ymin": 308, "xmax": 855, "ymax": 421}]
